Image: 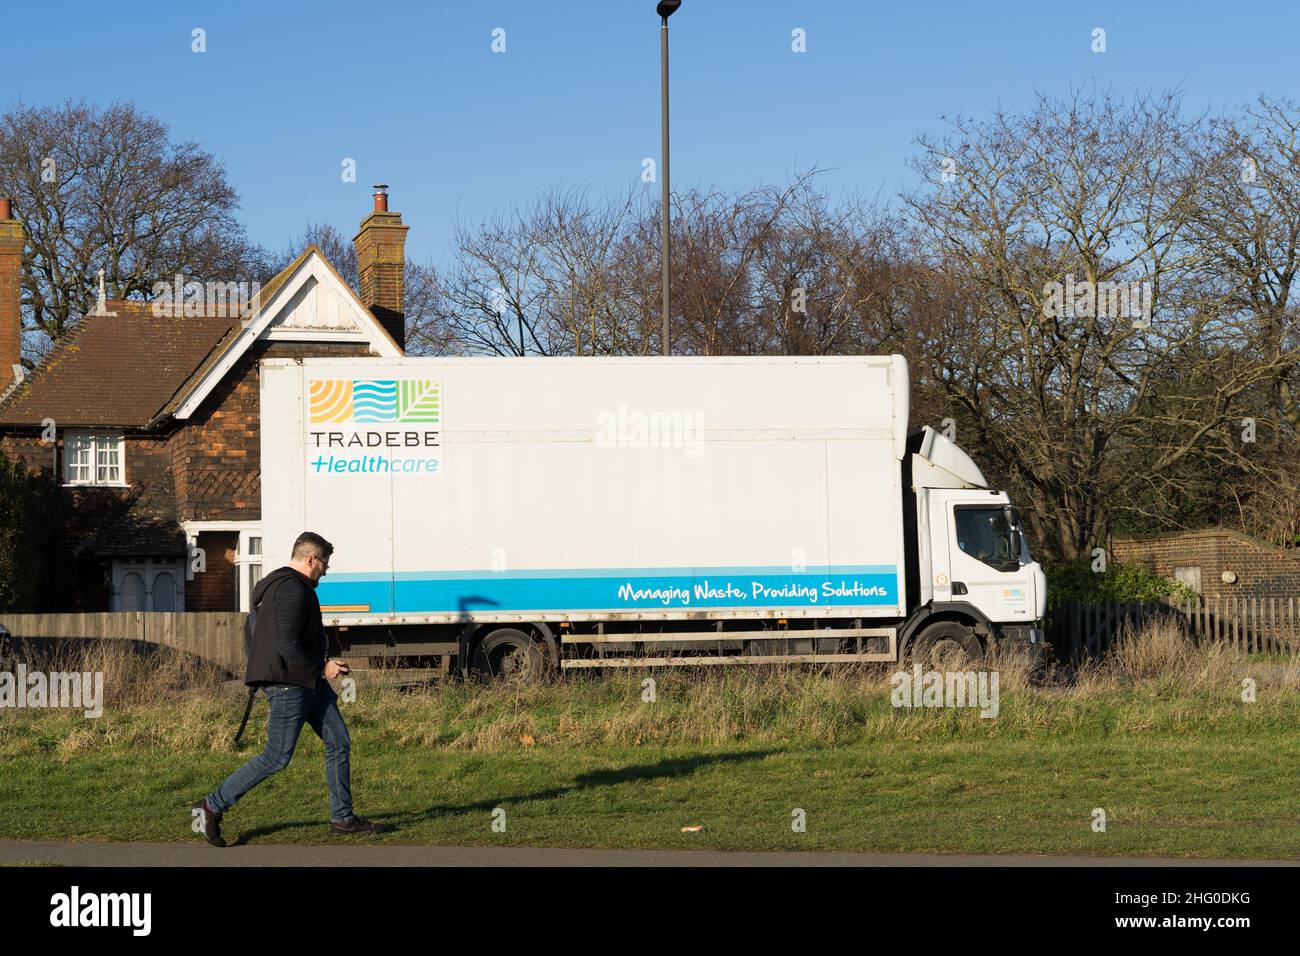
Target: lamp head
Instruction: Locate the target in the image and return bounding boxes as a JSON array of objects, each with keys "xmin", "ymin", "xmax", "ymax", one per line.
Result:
[{"xmin": 657, "ymin": 1, "xmax": 681, "ymax": 20}]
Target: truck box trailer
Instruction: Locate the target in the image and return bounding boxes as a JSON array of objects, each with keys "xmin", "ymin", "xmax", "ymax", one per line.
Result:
[{"xmin": 259, "ymin": 354, "xmax": 1046, "ymax": 678}]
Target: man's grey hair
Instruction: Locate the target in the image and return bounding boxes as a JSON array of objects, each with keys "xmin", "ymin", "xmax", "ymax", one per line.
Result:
[{"xmin": 291, "ymin": 531, "xmax": 334, "ymax": 562}]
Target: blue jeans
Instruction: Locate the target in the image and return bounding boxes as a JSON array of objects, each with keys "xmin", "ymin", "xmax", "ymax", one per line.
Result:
[{"xmin": 207, "ymin": 680, "xmax": 353, "ymax": 822}]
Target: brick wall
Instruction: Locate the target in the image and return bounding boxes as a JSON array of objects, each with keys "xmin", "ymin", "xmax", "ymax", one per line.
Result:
[
  {"xmin": 0, "ymin": 431, "xmax": 54, "ymax": 477},
  {"xmin": 1111, "ymin": 529, "xmax": 1300, "ymax": 602},
  {"xmin": 3, "ymin": 338, "xmax": 377, "ymax": 611},
  {"xmin": 0, "ymin": 431, "xmax": 178, "ymax": 610},
  {"xmin": 0, "ymin": 216, "xmax": 22, "ymax": 384},
  {"xmin": 0, "ymin": 430, "xmax": 71, "ymax": 610},
  {"xmin": 171, "ymin": 340, "xmax": 372, "ymax": 521},
  {"xmin": 354, "ymin": 206, "xmax": 408, "ymax": 349},
  {"xmin": 186, "ymin": 530, "xmax": 238, "ymax": 611}
]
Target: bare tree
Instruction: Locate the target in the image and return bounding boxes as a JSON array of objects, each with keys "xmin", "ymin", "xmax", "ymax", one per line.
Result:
[
  {"xmin": 402, "ymin": 258, "xmax": 454, "ymax": 356},
  {"xmin": 429, "ymin": 186, "xmax": 658, "ymax": 356},
  {"xmin": 748, "ymin": 185, "xmax": 911, "ymax": 355},
  {"xmin": 433, "ymin": 204, "xmax": 552, "ymax": 357},
  {"xmin": 903, "ymin": 89, "xmax": 1297, "ymax": 561},
  {"xmin": 269, "ymin": 222, "xmax": 358, "ymax": 287},
  {"xmin": 0, "ymin": 100, "xmax": 261, "ymax": 363},
  {"xmin": 428, "ymin": 173, "xmax": 907, "ymax": 359},
  {"xmin": 1187, "ymin": 96, "xmax": 1300, "ymax": 436}
]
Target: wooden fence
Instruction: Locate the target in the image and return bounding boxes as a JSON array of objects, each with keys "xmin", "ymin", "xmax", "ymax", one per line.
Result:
[
  {"xmin": 0, "ymin": 612, "xmax": 247, "ymax": 674},
  {"xmin": 1046, "ymin": 596, "xmax": 1300, "ymax": 662},
  {"xmin": 4, "ymin": 601, "xmax": 1298, "ymax": 672}
]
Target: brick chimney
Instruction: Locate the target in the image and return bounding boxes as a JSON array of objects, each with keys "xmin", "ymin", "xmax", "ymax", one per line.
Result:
[
  {"xmin": 353, "ymin": 185, "xmax": 408, "ymax": 351},
  {"xmin": 0, "ymin": 198, "xmax": 23, "ymax": 386}
]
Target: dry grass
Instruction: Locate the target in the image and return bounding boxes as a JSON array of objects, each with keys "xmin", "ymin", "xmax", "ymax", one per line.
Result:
[
  {"xmin": 1075, "ymin": 616, "xmax": 1300, "ymax": 693},
  {"xmin": 12, "ymin": 637, "xmax": 229, "ymax": 706},
  {"xmin": 2, "ymin": 622, "xmax": 1296, "ymax": 759}
]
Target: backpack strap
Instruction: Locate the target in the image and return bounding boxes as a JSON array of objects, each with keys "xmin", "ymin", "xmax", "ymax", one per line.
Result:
[{"xmin": 233, "ymin": 686, "xmax": 258, "ymax": 746}]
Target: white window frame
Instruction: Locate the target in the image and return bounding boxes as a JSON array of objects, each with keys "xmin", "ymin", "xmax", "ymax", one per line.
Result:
[
  {"xmin": 181, "ymin": 520, "xmax": 263, "ymax": 611},
  {"xmin": 63, "ymin": 430, "xmax": 127, "ymax": 487},
  {"xmin": 234, "ymin": 528, "xmax": 265, "ymax": 613}
]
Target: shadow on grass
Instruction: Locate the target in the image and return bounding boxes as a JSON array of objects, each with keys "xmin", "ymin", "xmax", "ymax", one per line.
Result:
[{"xmin": 228, "ymin": 748, "xmax": 779, "ymax": 844}]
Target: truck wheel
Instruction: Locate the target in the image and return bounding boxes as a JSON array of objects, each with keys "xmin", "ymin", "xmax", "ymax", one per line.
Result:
[
  {"xmin": 907, "ymin": 622, "xmax": 983, "ymax": 669},
  {"xmin": 472, "ymin": 628, "xmax": 548, "ymax": 683}
]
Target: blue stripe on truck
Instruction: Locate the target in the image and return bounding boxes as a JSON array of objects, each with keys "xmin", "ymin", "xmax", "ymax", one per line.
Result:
[{"xmin": 316, "ymin": 566, "xmax": 898, "ymax": 614}]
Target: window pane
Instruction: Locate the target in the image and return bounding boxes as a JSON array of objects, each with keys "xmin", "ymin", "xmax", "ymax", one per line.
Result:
[
  {"xmin": 954, "ymin": 508, "xmax": 1016, "ymax": 566},
  {"xmin": 121, "ymin": 572, "xmax": 145, "ymax": 611},
  {"xmin": 249, "ymin": 537, "xmax": 262, "ymax": 556},
  {"xmin": 67, "ymin": 433, "xmax": 92, "ymax": 482},
  {"xmin": 153, "ymin": 572, "xmax": 176, "ymax": 611},
  {"xmin": 96, "ymin": 440, "xmax": 121, "ymax": 483}
]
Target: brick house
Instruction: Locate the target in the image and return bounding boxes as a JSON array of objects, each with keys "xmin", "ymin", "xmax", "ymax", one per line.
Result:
[
  {"xmin": 1110, "ymin": 528, "xmax": 1300, "ymax": 603},
  {"xmin": 0, "ymin": 189, "xmax": 410, "ymax": 612}
]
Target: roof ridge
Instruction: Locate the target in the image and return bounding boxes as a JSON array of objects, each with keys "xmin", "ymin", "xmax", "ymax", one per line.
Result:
[
  {"xmin": 157, "ymin": 245, "xmax": 401, "ymax": 421},
  {"xmin": 148, "ymin": 248, "xmax": 317, "ymax": 423}
]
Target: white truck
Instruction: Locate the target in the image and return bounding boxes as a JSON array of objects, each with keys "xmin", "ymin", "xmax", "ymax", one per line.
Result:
[{"xmin": 259, "ymin": 354, "xmax": 1046, "ymax": 679}]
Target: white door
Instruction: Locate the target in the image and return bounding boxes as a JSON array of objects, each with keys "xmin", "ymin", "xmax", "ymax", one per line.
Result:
[
  {"xmin": 941, "ymin": 496, "xmax": 1035, "ymax": 622},
  {"xmin": 120, "ymin": 571, "xmax": 146, "ymax": 611},
  {"xmin": 112, "ymin": 560, "xmax": 185, "ymax": 611}
]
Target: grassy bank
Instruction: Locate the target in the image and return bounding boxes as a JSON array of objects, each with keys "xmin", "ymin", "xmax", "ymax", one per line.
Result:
[{"xmin": 1, "ymin": 623, "xmax": 1297, "ymax": 857}]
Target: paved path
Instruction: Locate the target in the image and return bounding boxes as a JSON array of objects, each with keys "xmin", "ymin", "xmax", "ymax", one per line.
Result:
[{"xmin": 1, "ymin": 840, "xmax": 1294, "ymax": 867}]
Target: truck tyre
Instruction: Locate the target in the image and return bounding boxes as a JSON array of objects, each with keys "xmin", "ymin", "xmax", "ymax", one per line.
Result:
[
  {"xmin": 471, "ymin": 628, "xmax": 549, "ymax": 683},
  {"xmin": 907, "ymin": 621, "xmax": 983, "ymax": 669}
]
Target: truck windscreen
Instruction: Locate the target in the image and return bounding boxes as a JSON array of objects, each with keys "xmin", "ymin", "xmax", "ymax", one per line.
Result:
[{"xmin": 954, "ymin": 507, "xmax": 1018, "ymax": 569}]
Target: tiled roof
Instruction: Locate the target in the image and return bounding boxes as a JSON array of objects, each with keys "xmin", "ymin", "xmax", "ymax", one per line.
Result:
[
  {"xmin": 0, "ymin": 302, "xmax": 236, "ymax": 428},
  {"xmin": 82, "ymin": 461, "xmax": 186, "ymax": 556},
  {"xmin": 152, "ymin": 246, "xmax": 315, "ymax": 422},
  {"xmin": 85, "ymin": 520, "xmax": 188, "ymax": 557},
  {"xmin": 0, "ymin": 244, "xmax": 398, "ymax": 430}
]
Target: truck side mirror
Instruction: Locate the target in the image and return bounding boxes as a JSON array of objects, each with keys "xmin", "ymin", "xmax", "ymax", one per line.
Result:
[{"xmin": 1010, "ymin": 529, "xmax": 1023, "ymax": 561}]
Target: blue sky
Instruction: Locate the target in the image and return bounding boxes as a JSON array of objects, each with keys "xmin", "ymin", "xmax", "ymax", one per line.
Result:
[{"xmin": 2, "ymin": 0, "xmax": 1295, "ymax": 267}]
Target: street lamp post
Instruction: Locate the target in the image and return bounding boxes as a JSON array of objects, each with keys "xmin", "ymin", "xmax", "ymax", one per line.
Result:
[{"xmin": 658, "ymin": 0, "xmax": 681, "ymax": 356}]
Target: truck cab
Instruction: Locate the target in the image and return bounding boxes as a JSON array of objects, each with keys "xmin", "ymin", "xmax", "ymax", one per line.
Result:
[{"xmin": 906, "ymin": 426, "xmax": 1047, "ymax": 660}]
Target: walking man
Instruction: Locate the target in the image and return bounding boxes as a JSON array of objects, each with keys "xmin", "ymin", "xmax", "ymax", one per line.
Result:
[{"xmin": 192, "ymin": 531, "xmax": 389, "ymax": 846}]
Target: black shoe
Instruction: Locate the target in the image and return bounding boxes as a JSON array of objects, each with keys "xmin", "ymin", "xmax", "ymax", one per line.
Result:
[
  {"xmin": 191, "ymin": 799, "xmax": 226, "ymax": 848},
  {"xmin": 329, "ymin": 814, "xmax": 389, "ymax": 835}
]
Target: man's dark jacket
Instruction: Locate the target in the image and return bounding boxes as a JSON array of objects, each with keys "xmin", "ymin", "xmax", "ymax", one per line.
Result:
[{"xmin": 245, "ymin": 566, "xmax": 328, "ymax": 690}]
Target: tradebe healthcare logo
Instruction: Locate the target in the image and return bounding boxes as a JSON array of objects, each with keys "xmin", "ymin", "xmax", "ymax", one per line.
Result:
[
  {"xmin": 307, "ymin": 378, "xmax": 443, "ymax": 477},
  {"xmin": 310, "ymin": 379, "xmax": 440, "ymax": 424}
]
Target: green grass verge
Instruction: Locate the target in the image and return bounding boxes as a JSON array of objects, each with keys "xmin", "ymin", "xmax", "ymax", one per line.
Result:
[{"xmin": 1, "ymin": 657, "xmax": 1297, "ymax": 858}]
